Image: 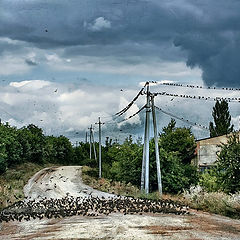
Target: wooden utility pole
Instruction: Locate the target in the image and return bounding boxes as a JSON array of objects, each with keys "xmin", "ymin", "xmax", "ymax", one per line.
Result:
[
  {"xmin": 151, "ymin": 94, "xmax": 162, "ymax": 196},
  {"xmin": 95, "ymin": 117, "xmax": 104, "ymax": 178}
]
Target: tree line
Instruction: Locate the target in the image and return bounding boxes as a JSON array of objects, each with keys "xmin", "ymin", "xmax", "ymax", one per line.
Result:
[
  {"xmin": 0, "ymin": 118, "xmax": 198, "ymax": 193},
  {"xmin": 0, "ymin": 99, "xmax": 239, "ymax": 194}
]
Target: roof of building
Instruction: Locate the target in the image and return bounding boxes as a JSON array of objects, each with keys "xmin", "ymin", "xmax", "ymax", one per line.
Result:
[{"xmin": 196, "ymin": 131, "xmax": 239, "ymax": 142}]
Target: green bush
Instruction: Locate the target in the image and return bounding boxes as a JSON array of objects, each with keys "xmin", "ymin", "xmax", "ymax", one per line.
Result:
[
  {"xmin": 199, "ymin": 169, "xmax": 219, "ymax": 192},
  {"xmin": 216, "ymin": 132, "xmax": 240, "ymax": 193},
  {"xmin": 0, "ymin": 157, "xmax": 7, "ymax": 174}
]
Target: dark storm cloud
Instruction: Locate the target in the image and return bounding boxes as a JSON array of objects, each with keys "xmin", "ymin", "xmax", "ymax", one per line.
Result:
[
  {"xmin": 1, "ymin": 0, "xmax": 240, "ymax": 87},
  {"xmin": 25, "ymin": 59, "xmax": 37, "ymax": 66},
  {"xmin": 0, "ymin": 38, "xmax": 23, "ymax": 55}
]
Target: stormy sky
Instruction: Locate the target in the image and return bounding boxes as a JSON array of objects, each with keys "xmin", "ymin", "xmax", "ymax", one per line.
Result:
[{"xmin": 0, "ymin": 0, "xmax": 239, "ymax": 142}]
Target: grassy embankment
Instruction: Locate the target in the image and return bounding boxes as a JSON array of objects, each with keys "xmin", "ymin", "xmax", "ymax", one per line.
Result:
[
  {"xmin": 0, "ymin": 162, "xmax": 59, "ymax": 210},
  {"xmin": 82, "ymin": 166, "xmax": 240, "ymax": 219}
]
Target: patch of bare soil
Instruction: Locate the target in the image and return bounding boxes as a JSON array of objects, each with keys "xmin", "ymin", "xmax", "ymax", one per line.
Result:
[
  {"xmin": 187, "ymin": 211, "xmax": 240, "ymax": 237},
  {"xmin": 138, "ymin": 225, "xmax": 193, "ymax": 235}
]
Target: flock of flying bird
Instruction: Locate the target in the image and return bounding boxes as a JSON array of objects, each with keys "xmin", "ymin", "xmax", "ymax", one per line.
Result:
[{"xmin": 0, "ymin": 195, "xmax": 189, "ymax": 223}]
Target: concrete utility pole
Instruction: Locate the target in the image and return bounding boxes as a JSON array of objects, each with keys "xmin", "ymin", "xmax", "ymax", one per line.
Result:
[
  {"xmin": 141, "ymin": 107, "xmax": 147, "ymax": 191},
  {"xmin": 95, "ymin": 117, "xmax": 104, "ymax": 178},
  {"xmin": 89, "ymin": 125, "xmax": 93, "ymax": 159},
  {"xmin": 141, "ymin": 82, "xmax": 151, "ymax": 194},
  {"xmin": 91, "ymin": 127, "xmax": 97, "ymax": 161},
  {"xmin": 85, "ymin": 132, "xmax": 88, "ymax": 144},
  {"xmin": 144, "ymin": 83, "xmax": 151, "ymax": 194},
  {"xmin": 151, "ymin": 94, "xmax": 163, "ymax": 196}
]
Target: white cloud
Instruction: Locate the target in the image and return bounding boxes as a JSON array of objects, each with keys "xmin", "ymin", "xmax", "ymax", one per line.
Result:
[
  {"xmin": 117, "ymin": 97, "xmax": 141, "ymax": 127},
  {"xmin": 10, "ymin": 80, "xmax": 51, "ymax": 89},
  {"xmin": 0, "ymin": 55, "xmax": 31, "ymax": 75},
  {"xmin": 45, "ymin": 54, "xmax": 202, "ymax": 79},
  {"xmin": 86, "ymin": 17, "xmax": 111, "ymax": 32},
  {"xmin": 45, "ymin": 53, "xmax": 62, "ymax": 62},
  {"xmin": 0, "ymin": 79, "xmax": 239, "ymax": 142},
  {"xmin": 232, "ymin": 115, "xmax": 240, "ymax": 131}
]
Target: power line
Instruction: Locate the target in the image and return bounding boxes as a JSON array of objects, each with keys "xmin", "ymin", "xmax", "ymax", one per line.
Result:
[
  {"xmin": 155, "ymin": 105, "xmax": 209, "ymax": 131},
  {"xmin": 115, "ymin": 82, "xmax": 147, "ymax": 116},
  {"xmin": 152, "ymin": 81, "xmax": 240, "ymax": 92},
  {"xmin": 150, "ymin": 91, "xmax": 240, "ymax": 103},
  {"xmin": 116, "ymin": 104, "xmax": 146, "ymax": 124}
]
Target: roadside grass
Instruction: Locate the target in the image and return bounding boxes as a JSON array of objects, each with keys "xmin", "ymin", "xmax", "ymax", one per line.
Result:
[
  {"xmin": 182, "ymin": 186, "xmax": 240, "ymax": 219},
  {"xmin": 82, "ymin": 166, "xmax": 141, "ymax": 197},
  {"xmin": 0, "ymin": 162, "xmax": 59, "ymax": 210},
  {"xmin": 82, "ymin": 166, "xmax": 240, "ymax": 219},
  {"xmin": 81, "ymin": 166, "xmax": 182, "ymax": 201}
]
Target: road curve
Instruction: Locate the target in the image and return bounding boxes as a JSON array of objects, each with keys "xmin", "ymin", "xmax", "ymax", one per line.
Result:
[{"xmin": 23, "ymin": 166, "xmax": 116, "ymax": 200}]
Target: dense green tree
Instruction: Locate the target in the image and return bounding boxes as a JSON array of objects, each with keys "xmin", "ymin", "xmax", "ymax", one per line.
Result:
[
  {"xmin": 159, "ymin": 119, "xmax": 196, "ymax": 164},
  {"xmin": 18, "ymin": 124, "xmax": 46, "ymax": 163},
  {"xmin": 149, "ymin": 139, "xmax": 198, "ymax": 193},
  {"xmin": 51, "ymin": 135, "xmax": 74, "ymax": 164},
  {"xmin": 104, "ymin": 131, "xmax": 198, "ymax": 193},
  {"xmin": 0, "ymin": 123, "xmax": 22, "ymax": 167},
  {"xmin": 209, "ymin": 100, "xmax": 234, "ymax": 137},
  {"xmin": 107, "ymin": 136, "xmax": 143, "ymax": 185},
  {"xmin": 0, "ymin": 143, "xmax": 7, "ymax": 173},
  {"xmin": 73, "ymin": 142, "xmax": 90, "ymax": 165},
  {"xmin": 216, "ymin": 132, "xmax": 240, "ymax": 193}
]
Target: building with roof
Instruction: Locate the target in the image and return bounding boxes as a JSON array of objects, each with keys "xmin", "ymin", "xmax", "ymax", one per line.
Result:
[{"xmin": 195, "ymin": 131, "xmax": 240, "ymax": 171}]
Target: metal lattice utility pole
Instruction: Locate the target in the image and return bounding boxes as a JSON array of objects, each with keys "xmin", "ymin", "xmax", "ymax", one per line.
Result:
[
  {"xmin": 151, "ymin": 94, "xmax": 162, "ymax": 196},
  {"xmin": 141, "ymin": 82, "xmax": 151, "ymax": 194},
  {"xmin": 95, "ymin": 117, "xmax": 104, "ymax": 178}
]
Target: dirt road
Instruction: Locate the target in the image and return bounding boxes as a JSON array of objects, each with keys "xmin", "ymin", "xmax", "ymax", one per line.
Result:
[{"xmin": 1, "ymin": 166, "xmax": 240, "ymax": 240}]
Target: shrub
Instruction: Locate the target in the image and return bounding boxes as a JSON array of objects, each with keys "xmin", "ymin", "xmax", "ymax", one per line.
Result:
[
  {"xmin": 183, "ymin": 186, "xmax": 240, "ymax": 218},
  {"xmin": 199, "ymin": 169, "xmax": 219, "ymax": 192}
]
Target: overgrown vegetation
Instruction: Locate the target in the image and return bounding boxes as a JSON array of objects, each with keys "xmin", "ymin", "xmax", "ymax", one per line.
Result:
[
  {"xmin": 1, "ymin": 118, "xmax": 239, "ymax": 218},
  {"xmin": 183, "ymin": 186, "xmax": 240, "ymax": 219},
  {"xmin": 0, "ymin": 123, "xmax": 77, "ymax": 173},
  {"xmin": 0, "ymin": 162, "xmax": 58, "ymax": 210},
  {"xmin": 198, "ymin": 132, "xmax": 240, "ymax": 194}
]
